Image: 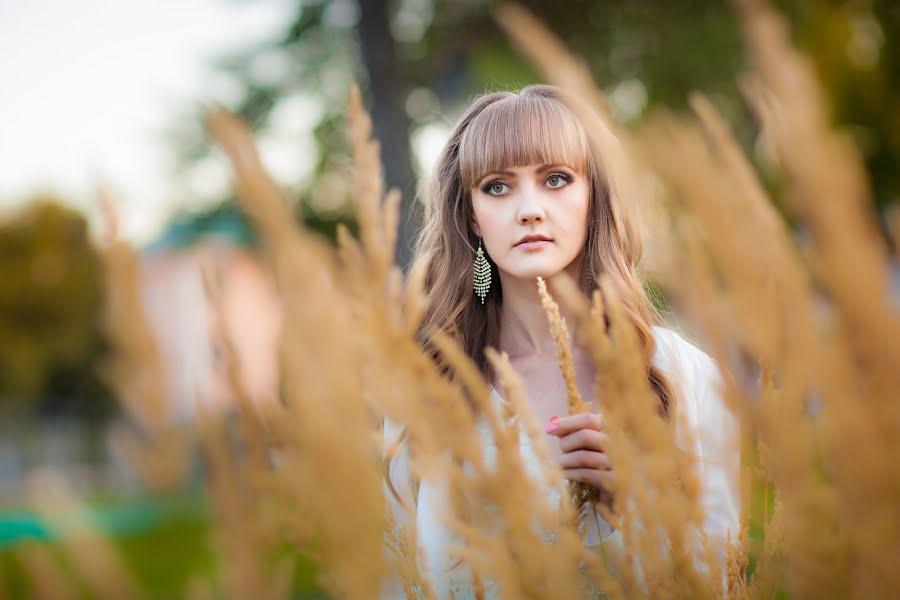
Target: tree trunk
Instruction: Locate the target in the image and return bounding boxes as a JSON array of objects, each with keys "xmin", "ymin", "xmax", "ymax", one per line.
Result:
[{"xmin": 356, "ymin": 0, "xmax": 421, "ymax": 273}]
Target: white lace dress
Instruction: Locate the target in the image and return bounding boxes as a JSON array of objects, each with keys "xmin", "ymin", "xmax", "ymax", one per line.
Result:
[{"xmin": 381, "ymin": 325, "xmax": 741, "ymax": 599}]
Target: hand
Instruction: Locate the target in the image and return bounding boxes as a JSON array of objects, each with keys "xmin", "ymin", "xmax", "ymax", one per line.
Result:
[{"xmin": 544, "ymin": 412, "xmax": 616, "ymax": 494}]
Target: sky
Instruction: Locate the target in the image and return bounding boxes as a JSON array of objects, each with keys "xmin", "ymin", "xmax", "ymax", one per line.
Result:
[{"xmin": 0, "ymin": 0, "xmax": 300, "ymax": 243}]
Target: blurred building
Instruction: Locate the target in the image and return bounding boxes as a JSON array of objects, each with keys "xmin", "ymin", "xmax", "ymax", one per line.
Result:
[{"xmin": 139, "ymin": 204, "xmax": 281, "ymax": 421}]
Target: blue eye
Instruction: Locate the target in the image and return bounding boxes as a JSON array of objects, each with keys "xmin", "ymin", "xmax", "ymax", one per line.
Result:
[
  {"xmin": 546, "ymin": 173, "xmax": 573, "ymax": 188},
  {"xmin": 481, "ymin": 181, "xmax": 510, "ymax": 196}
]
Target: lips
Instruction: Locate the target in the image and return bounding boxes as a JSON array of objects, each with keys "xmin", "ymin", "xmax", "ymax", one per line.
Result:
[{"xmin": 514, "ymin": 234, "xmax": 553, "ymax": 247}]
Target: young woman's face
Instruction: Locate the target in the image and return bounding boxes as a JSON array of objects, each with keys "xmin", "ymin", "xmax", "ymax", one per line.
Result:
[{"xmin": 470, "ymin": 162, "xmax": 590, "ymax": 282}]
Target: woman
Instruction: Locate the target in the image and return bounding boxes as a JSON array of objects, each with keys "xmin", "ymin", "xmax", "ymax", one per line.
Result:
[{"xmin": 381, "ymin": 84, "xmax": 740, "ymax": 598}]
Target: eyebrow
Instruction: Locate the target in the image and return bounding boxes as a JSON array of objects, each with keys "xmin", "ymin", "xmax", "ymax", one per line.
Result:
[{"xmin": 478, "ymin": 163, "xmax": 570, "ymax": 183}]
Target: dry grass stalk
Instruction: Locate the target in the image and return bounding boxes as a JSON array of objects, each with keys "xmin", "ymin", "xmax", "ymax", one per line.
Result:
[
  {"xmin": 425, "ymin": 328, "xmax": 588, "ymax": 599},
  {"xmin": 383, "ymin": 505, "xmax": 437, "ymax": 600},
  {"xmin": 541, "ymin": 270, "xmax": 716, "ymax": 597},
  {"xmin": 12, "ymin": 1, "xmax": 898, "ymax": 599},
  {"xmin": 605, "ymin": 275, "xmax": 718, "ymax": 598},
  {"xmin": 96, "ymin": 181, "xmax": 195, "ymax": 490},
  {"xmin": 346, "ymin": 83, "xmax": 401, "ymax": 281},
  {"xmin": 535, "ymin": 276, "xmax": 588, "ymax": 415},
  {"xmin": 205, "ymin": 107, "xmax": 387, "ymax": 599},
  {"xmin": 197, "ymin": 266, "xmax": 300, "ymax": 599},
  {"xmin": 618, "ymin": 0, "xmax": 900, "ymax": 595},
  {"xmin": 490, "ymin": 5, "xmax": 729, "ymax": 593},
  {"xmin": 24, "ymin": 470, "xmax": 143, "ymax": 599},
  {"xmin": 724, "ymin": 518, "xmax": 750, "ymax": 599},
  {"xmin": 535, "ymin": 276, "xmax": 612, "ymax": 523},
  {"xmin": 12, "ymin": 540, "xmax": 78, "ymax": 600},
  {"xmin": 486, "ymin": 345, "xmax": 626, "ymax": 599},
  {"xmin": 639, "ymin": 63, "xmax": 847, "ymax": 600},
  {"xmin": 734, "ymin": 2, "xmax": 900, "ymax": 595},
  {"xmin": 479, "ymin": 10, "xmax": 731, "ymax": 592},
  {"xmin": 199, "ymin": 260, "xmax": 287, "ymax": 535},
  {"xmin": 194, "ymin": 402, "xmax": 290, "ymax": 600}
]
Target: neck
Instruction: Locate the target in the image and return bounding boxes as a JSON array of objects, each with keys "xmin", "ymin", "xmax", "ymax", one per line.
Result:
[{"xmin": 496, "ymin": 265, "xmax": 582, "ymax": 361}]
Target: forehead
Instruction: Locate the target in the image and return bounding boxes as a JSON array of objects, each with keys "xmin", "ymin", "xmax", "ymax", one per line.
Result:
[{"xmin": 458, "ymin": 95, "xmax": 590, "ymax": 190}]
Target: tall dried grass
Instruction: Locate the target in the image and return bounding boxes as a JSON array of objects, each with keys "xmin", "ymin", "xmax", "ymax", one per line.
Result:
[{"xmin": 7, "ymin": 0, "xmax": 899, "ymax": 598}]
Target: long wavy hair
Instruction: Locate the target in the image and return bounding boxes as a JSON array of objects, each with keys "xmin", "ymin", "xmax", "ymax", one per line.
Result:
[{"xmin": 413, "ymin": 83, "xmax": 676, "ymax": 419}]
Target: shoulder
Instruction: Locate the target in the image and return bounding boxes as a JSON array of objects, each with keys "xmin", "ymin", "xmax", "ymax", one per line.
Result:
[
  {"xmin": 651, "ymin": 325, "xmax": 721, "ymax": 387},
  {"xmin": 650, "ymin": 325, "xmax": 725, "ymax": 426}
]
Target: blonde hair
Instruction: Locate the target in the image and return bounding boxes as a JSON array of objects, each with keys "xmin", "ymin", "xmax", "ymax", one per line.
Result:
[{"xmin": 414, "ymin": 83, "xmax": 675, "ymax": 419}]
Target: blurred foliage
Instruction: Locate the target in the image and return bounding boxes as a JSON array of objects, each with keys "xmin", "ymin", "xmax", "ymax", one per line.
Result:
[
  {"xmin": 165, "ymin": 0, "xmax": 898, "ymax": 240},
  {"xmin": 168, "ymin": 0, "xmax": 747, "ymax": 209},
  {"xmin": 5, "ymin": 0, "xmax": 898, "ymax": 420},
  {"xmin": 0, "ymin": 200, "xmax": 114, "ymax": 419},
  {"xmin": 781, "ymin": 0, "xmax": 900, "ymax": 210}
]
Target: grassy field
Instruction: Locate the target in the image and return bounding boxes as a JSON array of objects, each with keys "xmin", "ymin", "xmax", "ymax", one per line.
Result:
[{"xmin": 1, "ymin": 488, "xmax": 325, "ymax": 599}]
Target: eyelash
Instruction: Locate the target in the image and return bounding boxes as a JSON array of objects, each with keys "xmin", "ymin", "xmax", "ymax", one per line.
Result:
[{"xmin": 480, "ymin": 172, "xmax": 573, "ymax": 196}]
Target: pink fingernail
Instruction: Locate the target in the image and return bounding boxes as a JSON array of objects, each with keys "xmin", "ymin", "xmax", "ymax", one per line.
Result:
[
  {"xmin": 550, "ymin": 415, "xmax": 559, "ymax": 423},
  {"xmin": 544, "ymin": 422, "xmax": 558, "ymax": 434}
]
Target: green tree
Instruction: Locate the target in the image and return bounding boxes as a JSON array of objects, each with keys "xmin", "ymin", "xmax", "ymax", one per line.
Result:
[
  {"xmin": 0, "ymin": 199, "xmax": 113, "ymax": 418},
  {"xmin": 165, "ymin": 0, "xmax": 898, "ymax": 269}
]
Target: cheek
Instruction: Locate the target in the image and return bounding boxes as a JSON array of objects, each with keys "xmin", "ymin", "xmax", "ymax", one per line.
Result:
[
  {"xmin": 472, "ymin": 197, "xmax": 504, "ymax": 236},
  {"xmin": 563, "ymin": 185, "xmax": 591, "ymax": 236}
]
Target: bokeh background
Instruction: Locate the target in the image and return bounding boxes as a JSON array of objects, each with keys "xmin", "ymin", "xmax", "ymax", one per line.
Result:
[{"xmin": 1, "ymin": 0, "xmax": 897, "ymax": 595}]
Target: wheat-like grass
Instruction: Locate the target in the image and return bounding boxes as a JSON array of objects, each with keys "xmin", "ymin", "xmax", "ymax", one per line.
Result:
[
  {"xmin": 24, "ymin": 470, "xmax": 143, "ymax": 599},
  {"xmin": 10, "ymin": 1, "xmax": 900, "ymax": 599},
  {"xmin": 205, "ymin": 105, "xmax": 387, "ymax": 599}
]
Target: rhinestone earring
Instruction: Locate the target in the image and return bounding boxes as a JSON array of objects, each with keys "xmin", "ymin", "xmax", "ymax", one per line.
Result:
[{"xmin": 473, "ymin": 238, "xmax": 491, "ymax": 304}]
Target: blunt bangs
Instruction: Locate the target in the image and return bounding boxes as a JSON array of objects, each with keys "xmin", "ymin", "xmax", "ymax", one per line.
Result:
[{"xmin": 458, "ymin": 92, "xmax": 591, "ymax": 191}]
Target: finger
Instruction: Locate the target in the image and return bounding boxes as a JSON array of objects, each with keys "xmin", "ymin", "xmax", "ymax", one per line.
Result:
[
  {"xmin": 562, "ymin": 468, "xmax": 605, "ymax": 488},
  {"xmin": 556, "ymin": 449, "xmax": 611, "ymax": 471},
  {"xmin": 547, "ymin": 412, "xmax": 604, "ymax": 437},
  {"xmin": 558, "ymin": 429, "xmax": 609, "ymax": 454}
]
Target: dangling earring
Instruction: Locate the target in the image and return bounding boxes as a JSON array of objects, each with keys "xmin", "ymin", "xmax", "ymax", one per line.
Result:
[{"xmin": 473, "ymin": 238, "xmax": 491, "ymax": 304}]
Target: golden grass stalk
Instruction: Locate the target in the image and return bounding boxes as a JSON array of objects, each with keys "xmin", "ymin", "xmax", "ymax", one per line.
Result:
[
  {"xmin": 732, "ymin": 3, "xmax": 900, "ymax": 594},
  {"xmin": 640, "ymin": 105, "xmax": 848, "ymax": 598},
  {"xmin": 14, "ymin": 1, "xmax": 897, "ymax": 599},
  {"xmin": 96, "ymin": 181, "xmax": 194, "ymax": 490},
  {"xmin": 346, "ymin": 83, "xmax": 401, "ymax": 280},
  {"xmin": 205, "ymin": 106, "xmax": 387, "ymax": 600},
  {"xmin": 487, "ymin": 345, "xmax": 627, "ymax": 599},
  {"xmin": 24, "ymin": 470, "xmax": 142, "ymax": 599},
  {"xmin": 426, "ymin": 328, "xmax": 587, "ymax": 599},
  {"xmin": 491, "ymin": 4, "xmax": 728, "ymax": 595},
  {"xmin": 535, "ymin": 276, "xmax": 588, "ymax": 414},
  {"xmin": 195, "ymin": 401, "xmax": 291, "ymax": 600},
  {"xmin": 95, "ymin": 181, "xmax": 170, "ymax": 428},
  {"xmin": 535, "ymin": 275, "xmax": 612, "ymax": 521},
  {"xmin": 383, "ymin": 506, "xmax": 437, "ymax": 600},
  {"xmin": 12, "ymin": 540, "xmax": 78, "ymax": 600},
  {"xmin": 490, "ymin": 15, "xmax": 715, "ymax": 587}
]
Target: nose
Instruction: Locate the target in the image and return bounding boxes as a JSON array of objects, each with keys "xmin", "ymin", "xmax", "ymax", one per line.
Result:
[{"xmin": 516, "ymin": 184, "xmax": 546, "ymax": 225}]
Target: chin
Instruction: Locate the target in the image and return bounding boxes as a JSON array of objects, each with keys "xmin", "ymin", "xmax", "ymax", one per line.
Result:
[{"xmin": 504, "ymin": 261, "xmax": 568, "ymax": 281}]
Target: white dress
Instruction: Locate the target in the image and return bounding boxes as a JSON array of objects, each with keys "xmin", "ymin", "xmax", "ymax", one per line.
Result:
[{"xmin": 381, "ymin": 325, "xmax": 741, "ymax": 599}]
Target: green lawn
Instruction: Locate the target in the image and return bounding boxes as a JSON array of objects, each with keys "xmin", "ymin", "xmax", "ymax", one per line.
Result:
[{"xmin": 0, "ymin": 490, "xmax": 325, "ymax": 599}]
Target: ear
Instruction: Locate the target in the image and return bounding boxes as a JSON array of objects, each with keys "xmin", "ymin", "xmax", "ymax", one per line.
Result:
[{"xmin": 471, "ymin": 219, "xmax": 482, "ymax": 238}]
